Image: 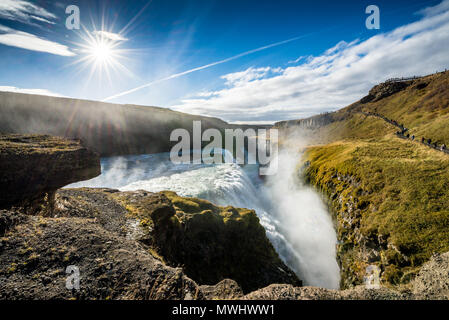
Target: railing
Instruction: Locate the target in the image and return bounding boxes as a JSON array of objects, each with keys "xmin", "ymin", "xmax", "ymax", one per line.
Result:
[{"xmin": 384, "ymin": 76, "xmax": 421, "ymax": 83}]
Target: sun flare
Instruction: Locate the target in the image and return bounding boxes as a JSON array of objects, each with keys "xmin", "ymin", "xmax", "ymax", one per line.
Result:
[
  {"xmin": 89, "ymin": 41, "xmax": 113, "ymax": 62},
  {"xmin": 70, "ymin": 28, "xmax": 132, "ymax": 83}
]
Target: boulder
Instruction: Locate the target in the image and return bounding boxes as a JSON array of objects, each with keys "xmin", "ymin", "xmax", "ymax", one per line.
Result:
[
  {"xmin": 200, "ymin": 279, "xmax": 244, "ymax": 300},
  {"xmin": 361, "ymin": 81, "xmax": 411, "ymax": 103},
  {"xmin": 412, "ymin": 252, "xmax": 449, "ymax": 299}
]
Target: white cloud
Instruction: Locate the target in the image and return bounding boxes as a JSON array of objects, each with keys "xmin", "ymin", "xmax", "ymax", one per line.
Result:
[
  {"xmin": 0, "ymin": 86, "xmax": 65, "ymax": 97},
  {"xmin": 288, "ymin": 56, "xmax": 306, "ymax": 64},
  {"xmin": 30, "ymin": 15, "xmax": 55, "ymax": 25},
  {"xmin": 171, "ymin": 0, "xmax": 449, "ymax": 123},
  {"xmin": 0, "ymin": 24, "xmax": 75, "ymax": 56},
  {"xmin": 93, "ymin": 30, "xmax": 128, "ymax": 42},
  {"xmin": 221, "ymin": 67, "xmax": 275, "ymax": 86},
  {"xmin": 419, "ymin": 0, "xmax": 449, "ymax": 17},
  {"xmin": 0, "ymin": 0, "xmax": 56, "ymax": 25}
]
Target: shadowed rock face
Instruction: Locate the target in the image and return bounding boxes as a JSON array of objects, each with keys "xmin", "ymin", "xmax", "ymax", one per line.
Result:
[
  {"xmin": 148, "ymin": 191, "xmax": 302, "ymax": 294},
  {"xmin": 0, "ymin": 135, "xmax": 100, "ymax": 213}
]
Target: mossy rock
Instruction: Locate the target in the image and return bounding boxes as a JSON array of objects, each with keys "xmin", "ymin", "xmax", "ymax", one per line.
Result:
[{"xmin": 111, "ymin": 190, "xmax": 301, "ymax": 294}]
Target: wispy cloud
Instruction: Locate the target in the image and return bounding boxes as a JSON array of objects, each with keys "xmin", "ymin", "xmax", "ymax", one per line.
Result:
[
  {"xmin": 419, "ymin": 0, "xmax": 449, "ymax": 16},
  {"xmin": 222, "ymin": 67, "xmax": 278, "ymax": 87},
  {"xmin": 288, "ymin": 56, "xmax": 306, "ymax": 64},
  {"xmin": 0, "ymin": 0, "xmax": 57, "ymax": 25},
  {"xmin": 170, "ymin": 0, "xmax": 449, "ymax": 123},
  {"xmin": 93, "ymin": 30, "xmax": 128, "ymax": 42},
  {"xmin": 0, "ymin": 24, "xmax": 75, "ymax": 56},
  {"xmin": 0, "ymin": 86, "xmax": 65, "ymax": 97},
  {"xmin": 103, "ymin": 33, "xmax": 317, "ymax": 101},
  {"xmin": 30, "ymin": 15, "xmax": 55, "ymax": 25}
]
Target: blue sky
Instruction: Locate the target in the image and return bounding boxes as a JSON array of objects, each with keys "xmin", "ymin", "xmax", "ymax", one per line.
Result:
[{"xmin": 1, "ymin": 0, "xmax": 448, "ymax": 123}]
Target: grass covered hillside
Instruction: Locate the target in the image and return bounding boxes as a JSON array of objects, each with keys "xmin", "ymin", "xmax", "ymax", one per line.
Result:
[
  {"xmin": 288, "ymin": 70, "xmax": 449, "ymax": 289},
  {"xmin": 304, "ymin": 138, "xmax": 449, "ymax": 288},
  {"xmin": 356, "ymin": 71, "xmax": 449, "ymax": 144}
]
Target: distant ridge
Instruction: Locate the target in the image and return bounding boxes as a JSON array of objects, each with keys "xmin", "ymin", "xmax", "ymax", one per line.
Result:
[{"xmin": 0, "ymin": 91, "xmax": 258, "ymax": 156}]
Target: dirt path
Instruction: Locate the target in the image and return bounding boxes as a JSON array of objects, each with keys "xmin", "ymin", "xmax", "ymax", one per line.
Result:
[{"xmin": 359, "ymin": 111, "xmax": 449, "ymax": 155}]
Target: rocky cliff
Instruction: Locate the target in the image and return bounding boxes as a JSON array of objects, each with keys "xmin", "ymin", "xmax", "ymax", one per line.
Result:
[
  {"xmin": 0, "ymin": 135, "xmax": 100, "ymax": 214},
  {"xmin": 0, "ymin": 134, "xmax": 300, "ymax": 299},
  {"xmin": 54, "ymin": 188, "xmax": 300, "ymax": 295}
]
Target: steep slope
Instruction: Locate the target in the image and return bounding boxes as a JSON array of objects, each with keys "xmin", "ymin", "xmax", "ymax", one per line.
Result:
[
  {"xmin": 277, "ymin": 70, "xmax": 449, "ymax": 289},
  {"xmin": 276, "ymin": 70, "xmax": 449, "ymax": 145}
]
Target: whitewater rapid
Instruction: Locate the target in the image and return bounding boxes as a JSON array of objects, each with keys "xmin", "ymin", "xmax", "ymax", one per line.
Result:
[{"xmin": 68, "ymin": 151, "xmax": 340, "ymax": 288}]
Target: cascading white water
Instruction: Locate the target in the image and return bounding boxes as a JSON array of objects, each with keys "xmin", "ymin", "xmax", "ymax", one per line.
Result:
[
  {"xmin": 264, "ymin": 150, "xmax": 340, "ymax": 288},
  {"xmin": 68, "ymin": 150, "xmax": 340, "ymax": 288}
]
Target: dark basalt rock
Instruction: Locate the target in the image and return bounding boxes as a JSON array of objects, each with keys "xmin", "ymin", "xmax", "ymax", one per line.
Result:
[
  {"xmin": 0, "ymin": 134, "xmax": 100, "ymax": 214},
  {"xmin": 361, "ymin": 81, "xmax": 412, "ymax": 104}
]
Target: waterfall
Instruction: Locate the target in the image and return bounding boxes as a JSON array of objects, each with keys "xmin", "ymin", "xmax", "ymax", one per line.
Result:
[{"xmin": 67, "ymin": 151, "xmax": 340, "ymax": 288}]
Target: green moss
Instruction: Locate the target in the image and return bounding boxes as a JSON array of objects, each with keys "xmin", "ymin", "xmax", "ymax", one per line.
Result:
[
  {"xmin": 7, "ymin": 263, "xmax": 17, "ymax": 273},
  {"xmin": 161, "ymin": 191, "xmax": 254, "ymax": 223}
]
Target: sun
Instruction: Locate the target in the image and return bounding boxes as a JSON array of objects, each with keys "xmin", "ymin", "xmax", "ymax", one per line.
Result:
[
  {"xmin": 84, "ymin": 35, "xmax": 119, "ymax": 68},
  {"xmin": 69, "ymin": 28, "xmax": 132, "ymax": 83},
  {"xmin": 89, "ymin": 40, "xmax": 113, "ymax": 63}
]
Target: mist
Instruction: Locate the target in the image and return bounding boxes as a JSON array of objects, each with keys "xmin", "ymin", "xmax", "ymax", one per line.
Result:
[{"xmin": 263, "ymin": 148, "xmax": 340, "ymax": 288}]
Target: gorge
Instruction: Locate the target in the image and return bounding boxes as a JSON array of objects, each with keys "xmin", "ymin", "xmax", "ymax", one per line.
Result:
[
  {"xmin": 2, "ymin": 71, "xmax": 449, "ymax": 299},
  {"xmin": 67, "ymin": 146, "xmax": 341, "ymax": 289}
]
